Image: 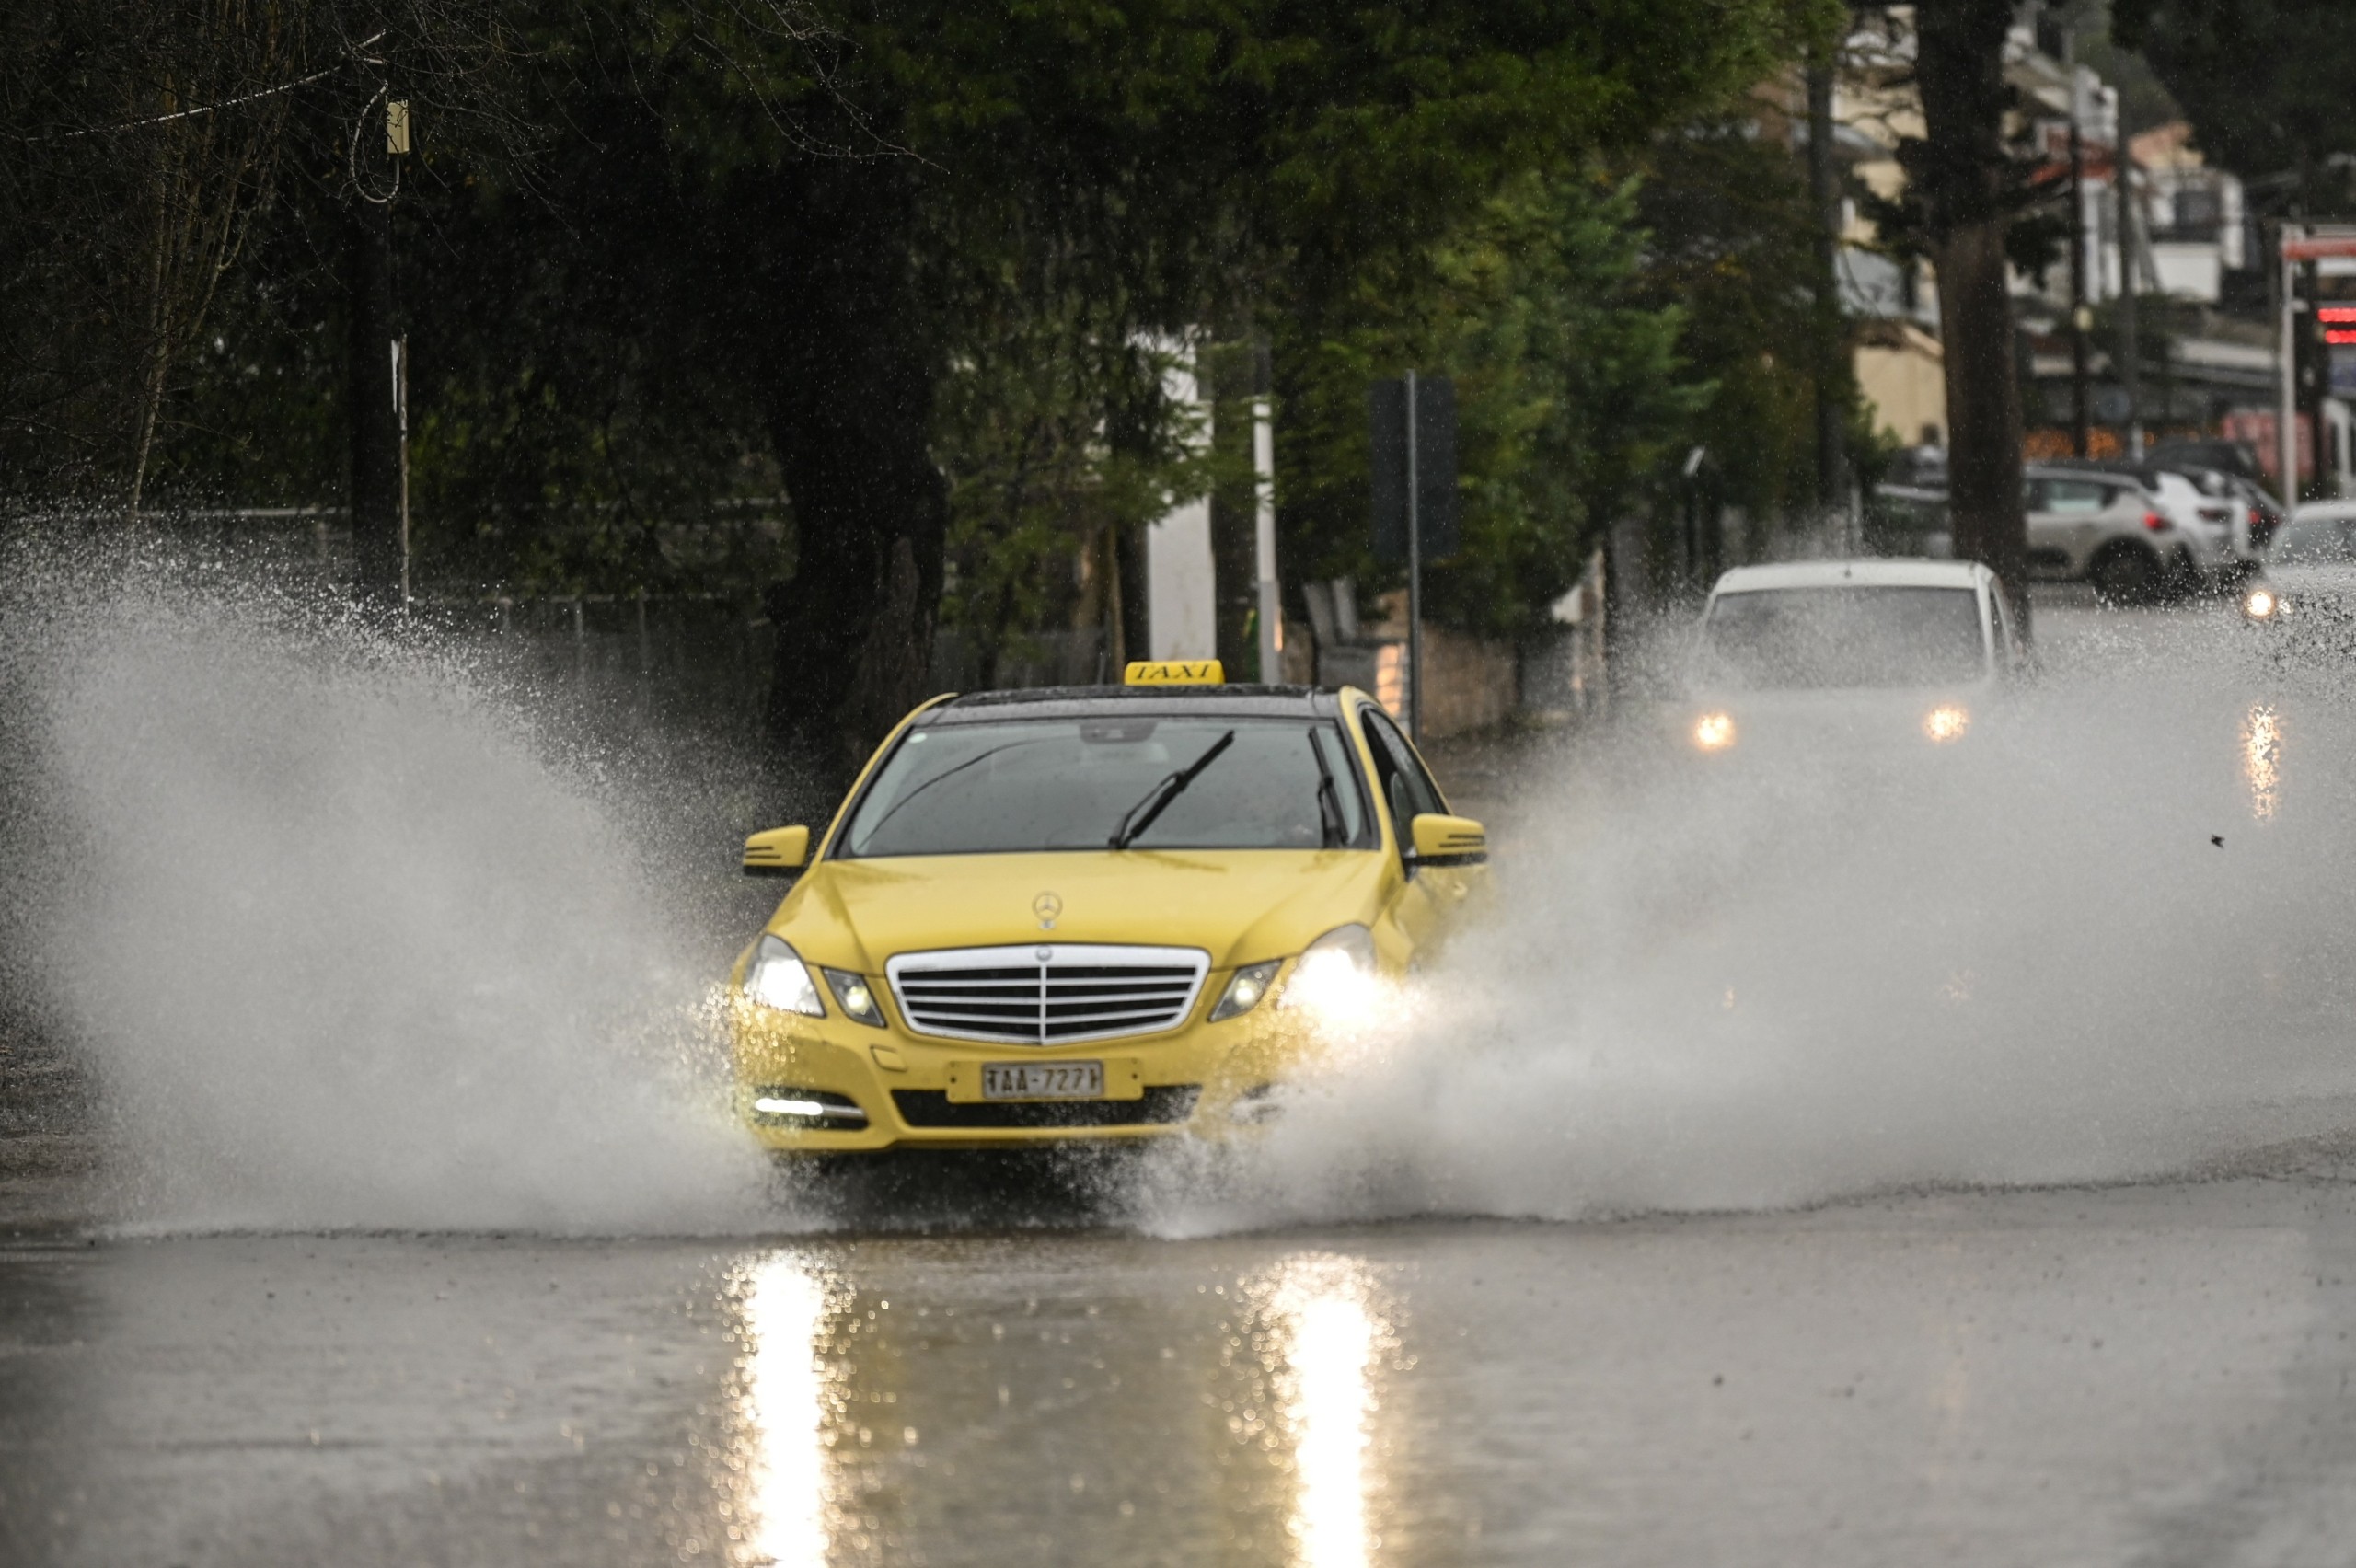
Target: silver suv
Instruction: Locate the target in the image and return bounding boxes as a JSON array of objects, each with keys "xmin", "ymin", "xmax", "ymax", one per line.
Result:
[{"xmin": 2023, "ymin": 467, "xmax": 2189, "ymax": 603}]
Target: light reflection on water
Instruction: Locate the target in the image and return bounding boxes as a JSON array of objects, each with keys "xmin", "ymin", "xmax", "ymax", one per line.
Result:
[
  {"xmin": 2244, "ymin": 703, "xmax": 2281, "ymax": 822},
  {"xmin": 731, "ymin": 1252, "xmax": 839, "ymax": 1568},
  {"xmin": 1266, "ymin": 1254, "xmax": 1385, "ymax": 1568}
]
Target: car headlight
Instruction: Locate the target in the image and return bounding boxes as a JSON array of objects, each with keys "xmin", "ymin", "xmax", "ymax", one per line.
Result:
[
  {"xmin": 1278, "ymin": 924, "xmax": 1379, "ymax": 1021},
  {"xmin": 1692, "ymin": 711, "xmax": 1736, "ymax": 752},
  {"xmin": 1210, "ymin": 959, "xmax": 1282, "ymax": 1022},
  {"xmin": 743, "ymin": 934, "xmax": 825, "ymax": 1016},
  {"xmin": 2244, "ymin": 586, "xmax": 2280, "ymax": 621},
  {"xmin": 1923, "ymin": 704, "xmax": 1969, "ymax": 744},
  {"xmin": 823, "ymin": 968, "xmax": 885, "ymax": 1027}
]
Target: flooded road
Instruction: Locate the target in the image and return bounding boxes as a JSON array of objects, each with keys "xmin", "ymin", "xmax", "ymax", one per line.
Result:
[
  {"xmin": 17, "ymin": 590, "xmax": 2356, "ymax": 1564},
  {"xmin": 15, "ymin": 1178, "xmax": 2356, "ymax": 1567}
]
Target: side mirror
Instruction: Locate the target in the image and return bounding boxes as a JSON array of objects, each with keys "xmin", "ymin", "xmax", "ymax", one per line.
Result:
[
  {"xmin": 742, "ymin": 825, "xmax": 811, "ymax": 878},
  {"xmin": 1408, "ymin": 813, "xmax": 1488, "ymax": 867}
]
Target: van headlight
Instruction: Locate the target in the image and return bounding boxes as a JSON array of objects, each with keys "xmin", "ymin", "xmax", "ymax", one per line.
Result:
[
  {"xmin": 1278, "ymin": 924, "xmax": 1379, "ymax": 1023},
  {"xmin": 2244, "ymin": 586, "xmax": 2280, "ymax": 621},
  {"xmin": 743, "ymin": 934, "xmax": 826, "ymax": 1016},
  {"xmin": 1923, "ymin": 704, "xmax": 1969, "ymax": 743},
  {"xmin": 1692, "ymin": 711, "xmax": 1737, "ymax": 752}
]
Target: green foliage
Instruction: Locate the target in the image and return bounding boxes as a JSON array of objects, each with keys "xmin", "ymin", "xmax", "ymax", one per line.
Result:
[
  {"xmin": 1634, "ymin": 126, "xmax": 1850, "ymax": 538},
  {"xmin": 1276, "ymin": 170, "xmax": 1702, "ymax": 641},
  {"xmin": 932, "ymin": 315, "xmax": 1209, "ymax": 680}
]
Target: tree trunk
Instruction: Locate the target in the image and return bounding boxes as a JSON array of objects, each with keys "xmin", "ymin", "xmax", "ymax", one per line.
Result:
[
  {"xmin": 1933, "ymin": 221, "xmax": 2028, "ymax": 601},
  {"xmin": 756, "ymin": 163, "xmax": 946, "ymax": 788},
  {"xmin": 1913, "ymin": 0, "xmax": 2031, "ymax": 632},
  {"xmin": 347, "ymin": 195, "xmax": 402, "ymax": 605}
]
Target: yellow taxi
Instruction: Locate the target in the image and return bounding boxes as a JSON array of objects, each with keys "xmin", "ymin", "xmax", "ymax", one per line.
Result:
[{"xmin": 727, "ymin": 662, "xmax": 1489, "ymax": 1152}]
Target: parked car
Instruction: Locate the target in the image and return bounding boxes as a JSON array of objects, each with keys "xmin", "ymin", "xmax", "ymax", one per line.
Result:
[
  {"xmin": 2022, "ymin": 466, "xmax": 2190, "ymax": 602},
  {"xmin": 2043, "ymin": 459, "xmax": 2259, "ymax": 592}
]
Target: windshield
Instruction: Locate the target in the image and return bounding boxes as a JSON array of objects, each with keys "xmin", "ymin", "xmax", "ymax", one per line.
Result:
[
  {"xmin": 2273, "ymin": 516, "xmax": 2356, "ymax": 565},
  {"xmin": 837, "ymin": 716, "xmax": 1375, "ymax": 857},
  {"xmin": 1696, "ymin": 586, "xmax": 1989, "ymax": 691}
]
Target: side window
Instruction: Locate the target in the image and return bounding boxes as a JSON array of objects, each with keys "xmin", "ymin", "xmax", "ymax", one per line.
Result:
[
  {"xmin": 2043, "ymin": 479, "xmax": 2109, "ymax": 513},
  {"xmin": 1358, "ymin": 707, "xmax": 1444, "ymax": 843}
]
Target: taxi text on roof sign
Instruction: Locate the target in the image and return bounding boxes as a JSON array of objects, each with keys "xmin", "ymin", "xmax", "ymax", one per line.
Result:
[{"xmin": 1124, "ymin": 660, "xmax": 1225, "ymax": 686}]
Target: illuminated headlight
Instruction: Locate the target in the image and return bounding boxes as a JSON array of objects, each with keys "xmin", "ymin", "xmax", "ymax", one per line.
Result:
[
  {"xmin": 1278, "ymin": 924, "xmax": 1379, "ymax": 1022},
  {"xmin": 1210, "ymin": 959, "xmax": 1282, "ymax": 1021},
  {"xmin": 2244, "ymin": 586, "xmax": 2280, "ymax": 621},
  {"xmin": 822, "ymin": 968, "xmax": 885, "ymax": 1027},
  {"xmin": 1692, "ymin": 711, "xmax": 1737, "ymax": 752},
  {"xmin": 743, "ymin": 934, "xmax": 825, "ymax": 1016},
  {"xmin": 1923, "ymin": 704, "xmax": 1970, "ymax": 744}
]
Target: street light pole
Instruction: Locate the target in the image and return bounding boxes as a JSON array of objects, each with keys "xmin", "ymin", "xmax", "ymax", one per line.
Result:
[
  {"xmin": 1251, "ymin": 390, "xmax": 1279, "ymax": 684},
  {"xmin": 1404, "ymin": 369, "xmax": 1421, "ymax": 744},
  {"xmin": 2281, "ymin": 225, "xmax": 2301, "ymax": 506},
  {"xmin": 2068, "ymin": 63, "xmax": 2092, "ymax": 458}
]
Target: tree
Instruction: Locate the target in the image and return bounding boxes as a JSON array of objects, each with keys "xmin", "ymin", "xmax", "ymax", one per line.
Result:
[
  {"xmin": 595, "ymin": 0, "xmax": 1830, "ymax": 776},
  {"xmin": 0, "ymin": 0, "xmax": 525, "ymax": 516},
  {"xmin": 2113, "ymin": 0, "xmax": 2356, "ymax": 213},
  {"xmin": 1854, "ymin": 1, "xmax": 2034, "ymax": 627}
]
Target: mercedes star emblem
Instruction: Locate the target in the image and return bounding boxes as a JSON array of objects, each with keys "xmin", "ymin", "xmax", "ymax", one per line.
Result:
[{"xmin": 1033, "ymin": 892, "xmax": 1062, "ymax": 929}]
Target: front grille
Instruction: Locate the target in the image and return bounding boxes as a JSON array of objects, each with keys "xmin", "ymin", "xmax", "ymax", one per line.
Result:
[
  {"xmin": 892, "ymin": 1086, "xmax": 1201, "ymax": 1129},
  {"xmin": 886, "ymin": 944, "xmax": 1209, "ymax": 1044}
]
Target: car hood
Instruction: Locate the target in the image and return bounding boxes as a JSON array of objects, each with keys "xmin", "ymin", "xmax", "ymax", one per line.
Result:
[{"xmin": 767, "ymin": 848, "xmax": 1394, "ymax": 974}]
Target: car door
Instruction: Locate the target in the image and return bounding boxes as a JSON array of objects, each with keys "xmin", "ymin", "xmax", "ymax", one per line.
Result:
[
  {"xmin": 1355, "ymin": 704, "xmax": 1479, "ymax": 967},
  {"xmin": 2031, "ymin": 477, "xmax": 2113, "ymax": 570}
]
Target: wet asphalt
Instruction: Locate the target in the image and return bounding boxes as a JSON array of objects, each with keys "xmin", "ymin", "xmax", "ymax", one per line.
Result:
[{"xmin": 15, "ymin": 1178, "xmax": 2356, "ymax": 1567}]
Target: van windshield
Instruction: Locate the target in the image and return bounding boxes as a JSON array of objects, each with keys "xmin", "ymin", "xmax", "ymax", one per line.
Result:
[
  {"xmin": 837, "ymin": 716, "xmax": 1376, "ymax": 857},
  {"xmin": 1696, "ymin": 586, "xmax": 1989, "ymax": 690}
]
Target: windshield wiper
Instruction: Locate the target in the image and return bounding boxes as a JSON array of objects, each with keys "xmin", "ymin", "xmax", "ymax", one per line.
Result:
[
  {"xmin": 1308, "ymin": 729, "xmax": 1346, "ymax": 848},
  {"xmin": 849, "ymin": 736, "xmax": 1052, "ymax": 852},
  {"xmin": 1108, "ymin": 729, "xmax": 1236, "ymax": 850}
]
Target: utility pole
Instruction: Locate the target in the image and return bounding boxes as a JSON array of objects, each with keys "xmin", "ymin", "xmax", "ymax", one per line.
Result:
[
  {"xmin": 348, "ymin": 190, "xmax": 401, "ymax": 602},
  {"xmin": 1807, "ymin": 51, "xmax": 1845, "ymax": 510},
  {"xmin": 2067, "ymin": 58, "xmax": 2092, "ymax": 458},
  {"xmin": 1404, "ymin": 369, "xmax": 1422, "ymax": 743},
  {"xmin": 1251, "ymin": 377, "xmax": 1279, "ymax": 685},
  {"xmin": 347, "ymin": 50, "xmax": 407, "ymax": 608},
  {"xmin": 2117, "ymin": 133, "xmax": 2142, "ymax": 458},
  {"xmin": 2280, "ymin": 224, "xmax": 2302, "ymax": 506}
]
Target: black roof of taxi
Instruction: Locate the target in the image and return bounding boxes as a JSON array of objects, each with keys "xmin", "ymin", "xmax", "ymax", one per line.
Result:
[{"xmin": 918, "ymin": 685, "xmax": 1342, "ymax": 724}]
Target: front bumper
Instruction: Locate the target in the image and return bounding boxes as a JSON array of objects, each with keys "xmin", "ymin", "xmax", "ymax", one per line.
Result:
[{"xmin": 730, "ymin": 963, "xmax": 1317, "ymax": 1152}]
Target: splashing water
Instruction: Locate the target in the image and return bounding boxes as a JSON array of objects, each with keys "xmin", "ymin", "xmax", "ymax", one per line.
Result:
[
  {"xmin": 3, "ymin": 543, "xmax": 772, "ymax": 1231},
  {"xmin": 14, "ymin": 545, "xmax": 2356, "ymax": 1238},
  {"xmin": 1142, "ymin": 611, "xmax": 2356, "ymax": 1232}
]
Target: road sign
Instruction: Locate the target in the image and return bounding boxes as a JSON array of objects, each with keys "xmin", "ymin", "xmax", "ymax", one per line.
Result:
[{"xmin": 1370, "ymin": 376, "xmax": 1459, "ymax": 563}]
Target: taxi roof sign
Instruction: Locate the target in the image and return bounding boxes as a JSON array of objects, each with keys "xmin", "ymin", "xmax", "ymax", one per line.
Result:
[{"xmin": 1124, "ymin": 660, "xmax": 1224, "ymax": 686}]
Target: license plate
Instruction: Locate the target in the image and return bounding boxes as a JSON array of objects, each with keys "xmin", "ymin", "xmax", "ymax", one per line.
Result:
[{"xmin": 981, "ymin": 1061, "xmax": 1105, "ymax": 1101}]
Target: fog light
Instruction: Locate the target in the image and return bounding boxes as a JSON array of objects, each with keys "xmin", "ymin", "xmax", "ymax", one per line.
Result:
[
  {"xmin": 1692, "ymin": 711, "xmax": 1737, "ymax": 752},
  {"xmin": 1923, "ymin": 704, "xmax": 1969, "ymax": 744},
  {"xmin": 2244, "ymin": 586, "xmax": 2279, "ymax": 621},
  {"xmin": 750, "ymin": 1089, "xmax": 868, "ymax": 1124}
]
